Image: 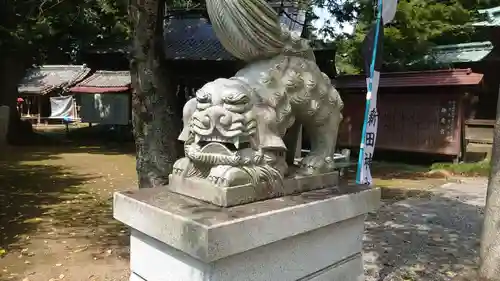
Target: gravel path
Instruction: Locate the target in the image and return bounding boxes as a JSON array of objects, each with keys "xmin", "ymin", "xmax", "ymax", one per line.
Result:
[{"xmin": 364, "ymin": 178, "xmax": 487, "ymax": 281}]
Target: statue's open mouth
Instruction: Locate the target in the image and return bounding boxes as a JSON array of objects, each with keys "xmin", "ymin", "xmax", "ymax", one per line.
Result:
[
  {"xmin": 197, "ymin": 140, "xmax": 251, "ymax": 152},
  {"xmin": 185, "ymin": 131, "xmax": 261, "ymax": 166},
  {"xmin": 194, "ymin": 134, "xmax": 252, "ymax": 151}
]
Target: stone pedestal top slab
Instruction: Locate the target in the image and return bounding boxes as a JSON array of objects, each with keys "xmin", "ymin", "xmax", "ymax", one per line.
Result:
[{"xmin": 114, "ymin": 185, "xmax": 380, "ymax": 262}]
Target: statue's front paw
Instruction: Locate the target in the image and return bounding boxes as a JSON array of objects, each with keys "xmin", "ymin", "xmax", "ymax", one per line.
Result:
[
  {"xmin": 298, "ymin": 155, "xmax": 335, "ymax": 175},
  {"xmin": 208, "ymin": 165, "xmax": 252, "ymax": 187},
  {"xmin": 172, "ymin": 157, "xmax": 191, "ymax": 176}
]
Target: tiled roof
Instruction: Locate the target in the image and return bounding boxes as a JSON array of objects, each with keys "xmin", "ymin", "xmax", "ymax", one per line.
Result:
[
  {"xmin": 163, "ymin": 11, "xmax": 309, "ymax": 61},
  {"xmin": 163, "ymin": 17, "xmax": 236, "ymax": 61},
  {"xmin": 335, "ymin": 69, "xmax": 484, "ymax": 89},
  {"xmin": 473, "ymin": 6, "xmax": 500, "ymax": 27},
  {"xmin": 87, "ymin": 14, "xmax": 328, "ymax": 61},
  {"xmin": 70, "ymin": 71, "xmax": 131, "ymax": 93},
  {"xmin": 18, "ymin": 65, "xmax": 91, "ymax": 95},
  {"xmin": 431, "ymin": 41, "xmax": 494, "ymax": 64}
]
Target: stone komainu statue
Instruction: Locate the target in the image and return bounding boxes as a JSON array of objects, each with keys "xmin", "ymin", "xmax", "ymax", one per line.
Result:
[{"xmin": 170, "ymin": 0, "xmax": 344, "ymax": 189}]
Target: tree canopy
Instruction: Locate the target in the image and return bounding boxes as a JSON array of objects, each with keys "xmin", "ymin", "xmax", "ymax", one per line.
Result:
[
  {"xmin": 2, "ymin": 0, "xmax": 500, "ymax": 75},
  {"xmin": 0, "ymin": 0, "xmax": 129, "ymax": 66},
  {"xmin": 329, "ymin": 0, "xmax": 500, "ymax": 74}
]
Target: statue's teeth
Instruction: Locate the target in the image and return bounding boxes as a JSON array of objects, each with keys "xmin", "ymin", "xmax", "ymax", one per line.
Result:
[{"xmin": 234, "ymin": 137, "xmax": 240, "ymax": 149}]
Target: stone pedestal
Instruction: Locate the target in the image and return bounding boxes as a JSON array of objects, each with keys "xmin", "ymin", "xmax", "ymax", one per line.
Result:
[{"xmin": 114, "ymin": 185, "xmax": 380, "ymax": 281}]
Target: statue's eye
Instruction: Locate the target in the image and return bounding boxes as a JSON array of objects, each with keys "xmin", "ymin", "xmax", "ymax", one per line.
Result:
[
  {"xmin": 196, "ymin": 91, "xmax": 211, "ymax": 103},
  {"xmin": 223, "ymin": 93, "xmax": 249, "ymax": 105}
]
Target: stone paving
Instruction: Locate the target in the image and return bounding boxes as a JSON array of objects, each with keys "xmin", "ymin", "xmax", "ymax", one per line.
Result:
[{"xmin": 364, "ymin": 178, "xmax": 487, "ymax": 281}]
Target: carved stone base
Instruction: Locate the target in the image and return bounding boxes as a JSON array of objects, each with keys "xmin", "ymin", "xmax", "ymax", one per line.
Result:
[
  {"xmin": 113, "ymin": 185, "xmax": 380, "ymax": 281},
  {"xmin": 168, "ymin": 171, "xmax": 339, "ymax": 207}
]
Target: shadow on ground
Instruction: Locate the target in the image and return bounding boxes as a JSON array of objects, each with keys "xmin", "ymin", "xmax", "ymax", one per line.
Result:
[
  {"xmin": 343, "ymin": 162, "xmax": 449, "ymax": 184},
  {"xmin": 0, "ymin": 146, "xmax": 131, "ymax": 260},
  {"xmin": 48, "ymin": 195, "xmax": 130, "ymax": 259},
  {"xmin": 364, "ymin": 187, "xmax": 484, "ymax": 281},
  {"xmin": 28, "ymin": 143, "xmax": 136, "ymax": 157},
  {"xmin": 25, "ymin": 124, "xmax": 138, "ymax": 157},
  {"xmin": 0, "ymin": 154, "xmax": 92, "ymax": 251}
]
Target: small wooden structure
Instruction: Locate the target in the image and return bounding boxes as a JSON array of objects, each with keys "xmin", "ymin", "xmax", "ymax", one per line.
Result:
[
  {"xmin": 421, "ymin": 6, "xmax": 500, "ymax": 159},
  {"xmin": 17, "ymin": 65, "xmax": 91, "ymax": 124},
  {"xmin": 463, "ymin": 119, "xmax": 495, "ymax": 159},
  {"xmin": 335, "ymin": 69, "xmax": 484, "ymax": 160},
  {"xmin": 70, "ymin": 71, "xmax": 132, "ymax": 125}
]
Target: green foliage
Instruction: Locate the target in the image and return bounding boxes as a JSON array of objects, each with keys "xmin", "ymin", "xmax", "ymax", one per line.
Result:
[
  {"xmin": 329, "ymin": 0, "xmax": 500, "ymax": 74},
  {"xmin": 5, "ymin": 0, "xmax": 499, "ymax": 74},
  {"xmin": 0, "ymin": 0, "xmax": 211, "ymax": 66},
  {"xmin": 0, "ymin": 0, "xmax": 129, "ymax": 65},
  {"xmin": 309, "ymin": 0, "xmax": 360, "ymax": 40},
  {"xmin": 431, "ymin": 160, "xmax": 491, "ymax": 177}
]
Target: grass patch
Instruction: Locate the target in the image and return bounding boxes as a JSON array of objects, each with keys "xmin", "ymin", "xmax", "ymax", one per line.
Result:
[{"xmin": 430, "ymin": 160, "xmax": 490, "ymax": 177}]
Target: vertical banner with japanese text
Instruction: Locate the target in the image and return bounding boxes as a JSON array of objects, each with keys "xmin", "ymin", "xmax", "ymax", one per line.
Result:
[
  {"xmin": 355, "ymin": 0, "xmax": 398, "ymax": 185},
  {"xmin": 358, "ymin": 71, "xmax": 380, "ymax": 184}
]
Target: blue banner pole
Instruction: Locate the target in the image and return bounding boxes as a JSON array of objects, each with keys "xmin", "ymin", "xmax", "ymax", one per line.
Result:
[{"xmin": 355, "ymin": 0, "xmax": 384, "ymax": 184}]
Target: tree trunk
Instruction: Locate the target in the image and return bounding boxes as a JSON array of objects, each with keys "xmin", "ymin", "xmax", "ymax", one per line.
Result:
[
  {"xmin": 479, "ymin": 84, "xmax": 500, "ymax": 280},
  {"xmin": 0, "ymin": 56, "xmax": 32, "ymax": 145},
  {"xmin": 128, "ymin": 0, "xmax": 182, "ymax": 188},
  {"xmin": 0, "ymin": 0, "xmax": 33, "ymax": 145}
]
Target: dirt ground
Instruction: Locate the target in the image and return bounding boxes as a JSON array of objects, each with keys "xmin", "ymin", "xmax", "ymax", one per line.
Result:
[
  {"xmin": 0, "ymin": 137, "xmax": 454, "ymax": 280},
  {"xmin": 0, "ymin": 145, "xmax": 136, "ymax": 281}
]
